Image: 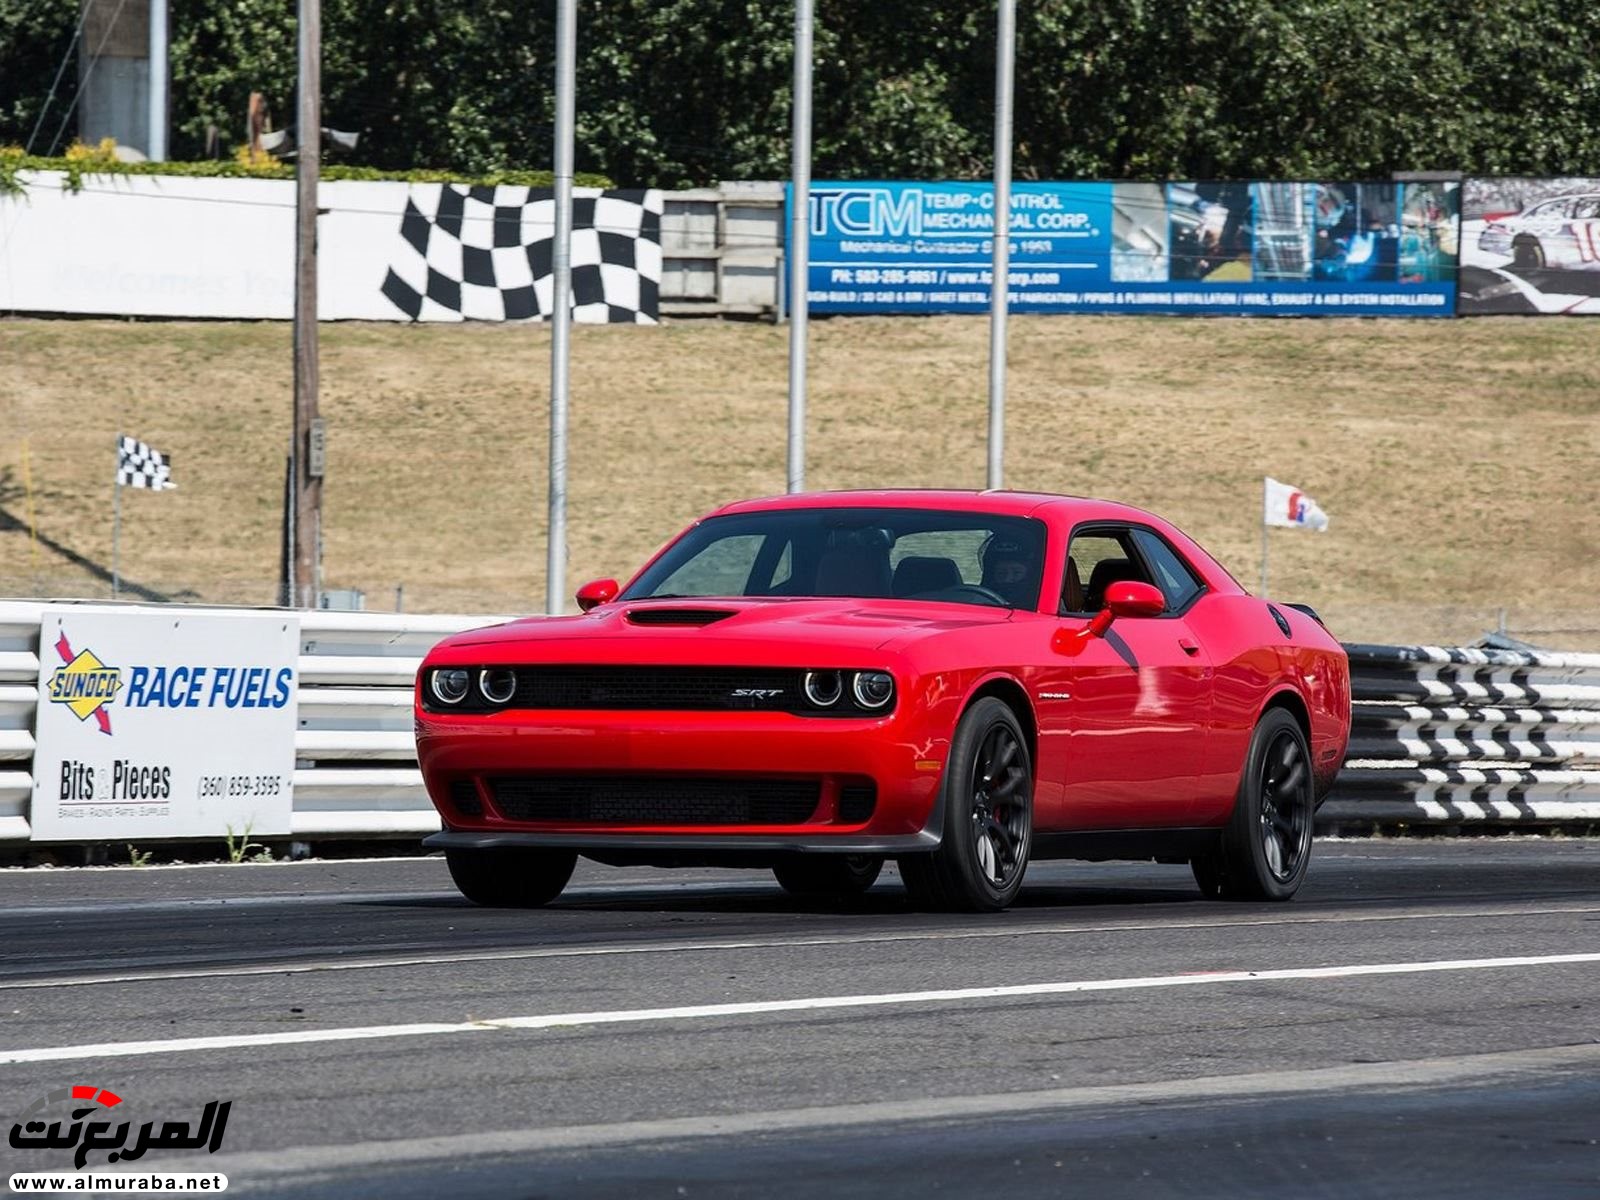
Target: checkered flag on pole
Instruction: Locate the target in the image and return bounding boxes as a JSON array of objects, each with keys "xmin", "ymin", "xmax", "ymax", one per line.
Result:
[{"xmin": 116, "ymin": 435, "xmax": 176, "ymax": 490}]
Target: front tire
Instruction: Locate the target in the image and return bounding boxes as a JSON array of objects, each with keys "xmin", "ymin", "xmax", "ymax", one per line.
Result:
[
  {"xmin": 444, "ymin": 846, "xmax": 577, "ymax": 907},
  {"xmin": 899, "ymin": 697, "xmax": 1033, "ymax": 912},
  {"xmin": 772, "ymin": 855, "xmax": 883, "ymax": 899},
  {"xmin": 1192, "ymin": 708, "xmax": 1314, "ymax": 901}
]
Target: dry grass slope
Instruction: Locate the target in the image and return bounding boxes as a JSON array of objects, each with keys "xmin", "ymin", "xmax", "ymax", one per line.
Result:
[{"xmin": 2, "ymin": 315, "xmax": 1597, "ymax": 646}]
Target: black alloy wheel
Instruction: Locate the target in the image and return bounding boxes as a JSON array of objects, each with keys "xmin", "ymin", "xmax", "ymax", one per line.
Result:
[
  {"xmin": 1512, "ymin": 238, "xmax": 1546, "ymax": 270},
  {"xmin": 444, "ymin": 846, "xmax": 577, "ymax": 907},
  {"xmin": 772, "ymin": 854, "xmax": 884, "ymax": 899},
  {"xmin": 900, "ymin": 697, "xmax": 1033, "ymax": 912},
  {"xmin": 1192, "ymin": 708, "xmax": 1314, "ymax": 901}
]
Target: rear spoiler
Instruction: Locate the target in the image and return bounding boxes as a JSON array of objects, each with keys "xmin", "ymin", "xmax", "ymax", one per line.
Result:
[{"xmin": 1282, "ymin": 602, "xmax": 1326, "ymax": 628}]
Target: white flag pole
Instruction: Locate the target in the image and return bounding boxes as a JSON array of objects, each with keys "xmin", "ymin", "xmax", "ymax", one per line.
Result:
[
  {"xmin": 1259, "ymin": 477, "xmax": 1268, "ymax": 597},
  {"xmin": 112, "ymin": 433, "xmax": 122, "ymax": 598}
]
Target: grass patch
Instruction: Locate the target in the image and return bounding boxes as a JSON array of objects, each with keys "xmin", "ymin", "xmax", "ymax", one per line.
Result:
[{"xmin": 1, "ymin": 313, "xmax": 1597, "ymax": 647}]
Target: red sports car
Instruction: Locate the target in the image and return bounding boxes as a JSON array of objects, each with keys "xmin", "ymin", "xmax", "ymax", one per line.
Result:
[{"xmin": 417, "ymin": 491, "xmax": 1350, "ymax": 911}]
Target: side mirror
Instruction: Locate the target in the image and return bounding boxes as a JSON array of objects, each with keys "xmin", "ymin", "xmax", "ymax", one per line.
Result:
[
  {"xmin": 1052, "ymin": 579, "xmax": 1166, "ymax": 655},
  {"xmin": 575, "ymin": 578, "xmax": 620, "ymax": 612},
  {"xmin": 1105, "ymin": 580, "xmax": 1166, "ymax": 619}
]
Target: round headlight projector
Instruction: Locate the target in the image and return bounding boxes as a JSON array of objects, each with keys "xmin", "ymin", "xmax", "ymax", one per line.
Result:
[
  {"xmin": 478, "ymin": 668, "xmax": 517, "ymax": 705},
  {"xmin": 803, "ymin": 669, "xmax": 844, "ymax": 707},
  {"xmin": 852, "ymin": 671, "xmax": 894, "ymax": 709},
  {"xmin": 430, "ymin": 668, "xmax": 470, "ymax": 705}
]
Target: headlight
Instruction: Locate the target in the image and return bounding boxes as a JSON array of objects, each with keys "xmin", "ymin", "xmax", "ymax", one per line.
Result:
[
  {"xmin": 479, "ymin": 668, "xmax": 517, "ymax": 705},
  {"xmin": 803, "ymin": 669, "xmax": 843, "ymax": 707},
  {"xmin": 852, "ymin": 670, "xmax": 894, "ymax": 710},
  {"xmin": 430, "ymin": 668, "xmax": 470, "ymax": 705}
]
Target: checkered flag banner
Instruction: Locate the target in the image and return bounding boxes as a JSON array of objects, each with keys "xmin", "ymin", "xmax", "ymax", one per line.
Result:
[
  {"xmin": 116, "ymin": 435, "xmax": 176, "ymax": 490},
  {"xmin": 381, "ymin": 186, "xmax": 663, "ymax": 324}
]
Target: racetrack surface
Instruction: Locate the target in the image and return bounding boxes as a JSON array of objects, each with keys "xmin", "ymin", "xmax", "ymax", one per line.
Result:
[{"xmin": 2, "ymin": 839, "xmax": 1598, "ymax": 1198}]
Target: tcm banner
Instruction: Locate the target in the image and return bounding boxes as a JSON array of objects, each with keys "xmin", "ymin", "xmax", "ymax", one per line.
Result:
[
  {"xmin": 1459, "ymin": 177, "xmax": 1600, "ymax": 315},
  {"xmin": 31, "ymin": 607, "xmax": 299, "ymax": 841},
  {"xmin": 792, "ymin": 180, "xmax": 1459, "ymax": 316}
]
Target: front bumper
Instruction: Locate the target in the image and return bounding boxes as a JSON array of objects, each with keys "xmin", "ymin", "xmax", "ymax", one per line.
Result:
[
  {"xmin": 423, "ymin": 828, "xmax": 940, "ymax": 855},
  {"xmin": 415, "ymin": 707, "xmax": 948, "ymax": 844}
]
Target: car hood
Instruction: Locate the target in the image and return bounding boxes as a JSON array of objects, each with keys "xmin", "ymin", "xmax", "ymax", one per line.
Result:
[{"xmin": 436, "ymin": 597, "xmax": 1013, "ymax": 660}]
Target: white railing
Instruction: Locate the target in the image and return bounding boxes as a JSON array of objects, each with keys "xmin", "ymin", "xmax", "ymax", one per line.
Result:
[{"xmin": 4, "ymin": 601, "xmax": 1600, "ymax": 843}]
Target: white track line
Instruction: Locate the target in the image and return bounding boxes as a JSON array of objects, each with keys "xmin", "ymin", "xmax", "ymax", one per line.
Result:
[
  {"xmin": 6, "ymin": 902, "xmax": 1599, "ymax": 991},
  {"xmin": 174, "ymin": 1042, "xmax": 1600, "ymax": 1176},
  {"xmin": 3, "ymin": 951, "xmax": 1598, "ymax": 1066}
]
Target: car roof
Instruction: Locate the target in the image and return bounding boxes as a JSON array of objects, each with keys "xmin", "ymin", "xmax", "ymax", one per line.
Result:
[{"xmin": 708, "ymin": 489, "xmax": 1168, "ymax": 526}]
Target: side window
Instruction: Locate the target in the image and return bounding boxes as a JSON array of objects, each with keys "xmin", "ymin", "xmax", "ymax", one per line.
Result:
[
  {"xmin": 1131, "ymin": 529, "xmax": 1203, "ymax": 612},
  {"xmin": 1062, "ymin": 529, "xmax": 1151, "ymax": 614}
]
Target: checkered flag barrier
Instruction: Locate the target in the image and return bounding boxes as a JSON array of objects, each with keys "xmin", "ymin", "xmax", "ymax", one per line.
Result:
[
  {"xmin": 116, "ymin": 436, "xmax": 176, "ymax": 490},
  {"xmin": 380, "ymin": 185, "xmax": 663, "ymax": 324}
]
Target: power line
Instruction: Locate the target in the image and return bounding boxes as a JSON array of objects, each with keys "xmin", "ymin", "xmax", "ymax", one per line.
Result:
[
  {"xmin": 24, "ymin": 3, "xmax": 92, "ymax": 154},
  {"xmin": 45, "ymin": 0, "xmax": 133, "ymax": 158}
]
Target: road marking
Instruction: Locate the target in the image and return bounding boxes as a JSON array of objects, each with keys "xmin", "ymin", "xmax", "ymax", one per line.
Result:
[
  {"xmin": 4, "ymin": 901, "xmax": 1599, "ymax": 991},
  {"xmin": 3, "ymin": 951, "xmax": 1598, "ymax": 1065},
  {"xmin": 166, "ymin": 1041, "xmax": 1600, "ymax": 1177},
  {"xmin": 0, "ymin": 877, "xmax": 782, "ymax": 920}
]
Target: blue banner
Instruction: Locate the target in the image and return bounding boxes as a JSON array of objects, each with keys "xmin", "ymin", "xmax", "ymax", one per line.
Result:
[{"xmin": 790, "ymin": 180, "xmax": 1458, "ymax": 317}]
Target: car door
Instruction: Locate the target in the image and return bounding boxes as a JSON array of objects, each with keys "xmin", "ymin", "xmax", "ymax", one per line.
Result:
[{"xmin": 1035, "ymin": 525, "xmax": 1214, "ymax": 830}]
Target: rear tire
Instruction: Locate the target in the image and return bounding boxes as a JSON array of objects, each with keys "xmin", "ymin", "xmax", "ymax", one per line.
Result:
[
  {"xmin": 772, "ymin": 855, "xmax": 883, "ymax": 899},
  {"xmin": 444, "ymin": 846, "xmax": 577, "ymax": 907},
  {"xmin": 1192, "ymin": 708, "xmax": 1314, "ymax": 901},
  {"xmin": 1512, "ymin": 238, "xmax": 1545, "ymax": 269},
  {"xmin": 898, "ymin": 697, "xmax": 1033, "ymax": 913}
]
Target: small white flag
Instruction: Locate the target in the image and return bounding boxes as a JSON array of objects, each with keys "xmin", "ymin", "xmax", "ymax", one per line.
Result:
[
  {"xmin": 116, "ymin": 436, "xmax": 177, "ymax": 490},
  {"xmin": 1263, "ymin": 477, "xmax": 1327, "ymax": 531}
]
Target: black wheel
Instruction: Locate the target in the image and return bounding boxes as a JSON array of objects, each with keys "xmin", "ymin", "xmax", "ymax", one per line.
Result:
[
  {"xmin": 772, "ymin": 854, "xmax": 883, "ymax": 899},
  {"xmin": 1512, "ymin": 238, "xmax": 1545, "ymax": 270},
  {"xmin": 444, "ymin": 846, "xmax": 577, "ymax": 907},
  {"xmin": 898, "ymin": 697, "xmax": 1033, "ymax": 912},
  {"xmin": 1193, "ymin": 709, "xmax": 1314, "ymax": 901}
]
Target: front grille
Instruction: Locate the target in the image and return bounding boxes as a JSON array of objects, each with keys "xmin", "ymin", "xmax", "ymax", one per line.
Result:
[
  {"xmin": 420, "ymin": 665, "xmax": 895, "ymax": 717},
  {"xmin": 512, "ymin": 666, "xmax": 800, "ymax": 712},
  {"xmin": 489, "ymin": 777, "xmax": 821, "ymax": 825},
  {"xmin": 448, "ymin": 779, "xmax": 483, "ymax": 816},
  {"xmin": 838, "ymin": 784, "xmax": 877, "ymax": 823}
]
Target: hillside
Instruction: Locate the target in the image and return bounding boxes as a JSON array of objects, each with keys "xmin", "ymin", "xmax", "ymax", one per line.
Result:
[{"xmin": 2, "ymin": 314, "xmax": 1596, "ymax": 647}]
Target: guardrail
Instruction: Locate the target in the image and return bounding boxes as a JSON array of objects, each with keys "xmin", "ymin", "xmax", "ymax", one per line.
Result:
[
  {"xmin": 2, "ymin": 602, "xmax": 1598, "ymax": 843},
  {"xmin": 1323, "ymin": 644, "xmax": 1600, "ymax": 826}
]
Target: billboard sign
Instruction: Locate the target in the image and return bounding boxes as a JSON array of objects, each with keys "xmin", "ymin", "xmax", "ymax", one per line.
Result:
[
  {"xmin": 792, "ymin": 180, "xmax": 1459, "ymax": 316},
  {"xmin": 1459, "ymin": 177, "xmax": 1600, "ymax": 314},
  {"xmin": 31, "ymin": 607, "xmax": 300, "ymax": 841}
]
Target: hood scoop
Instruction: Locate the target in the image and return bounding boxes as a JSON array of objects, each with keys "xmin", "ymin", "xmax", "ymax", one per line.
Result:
[{"xmin": 624, "ymin": 606, "xmax": 738, "ymax": 627}]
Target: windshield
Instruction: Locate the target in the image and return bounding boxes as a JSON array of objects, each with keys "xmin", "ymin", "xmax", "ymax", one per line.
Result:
[{"xmin": 623, "ymin": 507, "xmax": 1048, "ymax": 610}]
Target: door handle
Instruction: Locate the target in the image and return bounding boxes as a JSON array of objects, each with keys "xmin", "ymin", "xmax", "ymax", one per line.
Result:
[{"xmin": 1179, "ymin": 638, "xmax": 1201, "ymax": 657}]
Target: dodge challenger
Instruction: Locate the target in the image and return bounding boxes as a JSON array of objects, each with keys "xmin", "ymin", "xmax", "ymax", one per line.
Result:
[{"xmin": 417, "ymin": 491, "xmax": 1350, "ymax": 912}]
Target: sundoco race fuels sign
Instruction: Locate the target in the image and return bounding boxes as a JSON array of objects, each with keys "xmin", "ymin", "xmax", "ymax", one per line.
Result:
[
  {"xmin": 792, "ymin": 180, "xmax": 1459, "ymax": 316},
  {"xmin": 31, "ymin": 607, "xmax": 299, "ymax": 841}
]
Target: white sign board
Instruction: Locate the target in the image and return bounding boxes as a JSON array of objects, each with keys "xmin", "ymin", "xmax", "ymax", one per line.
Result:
[
  {"xmin": 31, "ymin": 607, "xmax": 300, "ymax": 841},
  {"xmin": 0, "ymin": 172, "xmax": 662, "ymax": 323}
]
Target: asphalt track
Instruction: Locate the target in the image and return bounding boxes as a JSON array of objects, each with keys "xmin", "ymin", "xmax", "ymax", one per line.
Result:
[{"xmin": 2, "ymin": 839, "xmax": 1598, "ymax": 1198}]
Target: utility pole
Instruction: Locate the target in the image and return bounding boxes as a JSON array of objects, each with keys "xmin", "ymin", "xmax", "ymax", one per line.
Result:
[
  {"xmin": 987, "ymin": 0, "xmax": 1015, "ymax": 491},
  {"xmin": 546, "ymin": 0, "xmax": 576, "ymax": 615},
  {"xmin": 292, "ymin": 0, "xmax": 321, "ymax": 608},
  {"xmin": 786, "ymin": 0, "xmax": 813, "ymax": 494}
]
